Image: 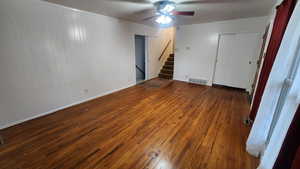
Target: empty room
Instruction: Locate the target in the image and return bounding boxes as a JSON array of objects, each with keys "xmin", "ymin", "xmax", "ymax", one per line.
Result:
[{"xmin": 0, "ymin": 0, "xmax": 300, "ymax": 169}]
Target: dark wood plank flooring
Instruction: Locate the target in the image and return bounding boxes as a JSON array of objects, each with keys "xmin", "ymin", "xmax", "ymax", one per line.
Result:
[{"xmin": 0, "ymin": 78, "xmax": 258, "ymax": 169}]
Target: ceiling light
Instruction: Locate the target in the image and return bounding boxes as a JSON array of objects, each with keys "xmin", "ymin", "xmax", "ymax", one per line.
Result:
[
  {"xmin": 155, "ymin": 15, "xmax": 172, "ymax": 25},
  {"xmin": 160, "ymin": 3, "xmax": 176, "ymax": 13}
]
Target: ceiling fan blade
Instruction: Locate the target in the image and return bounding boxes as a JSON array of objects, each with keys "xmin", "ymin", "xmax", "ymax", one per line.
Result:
[
  {"xmin": 108, "ymin": 0, "xmax": 152, "ymax": 4},
  {"xmin": 130, "ymin": 9, "xmax": 156, "ymax": 21},
  {"xmin": 125, "ymin": 9, "xmax": 156, "ymax": 21},
  {"xmin": 142, "ymin": 15, "xmax": 158, "ymax": 21},
  {"xmin": 172, "ymin": 11, "xmax": 195, "ymax": 16},
  {"xmin": 179, "ymin": 0, "xmax": 236, "ymax": 4}
]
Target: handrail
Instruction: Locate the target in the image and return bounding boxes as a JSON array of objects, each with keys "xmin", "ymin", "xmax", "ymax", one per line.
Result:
[
  {"xmin": 158, "ymin": 40, "xmax": 171, "ymax": 61},
  {"xmin": 136, "ymin": 65, "xmax": 145, "ymax": 74}
]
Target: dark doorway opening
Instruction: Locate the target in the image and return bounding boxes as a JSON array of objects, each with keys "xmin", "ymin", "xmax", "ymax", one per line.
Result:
[{"xmin": 134, "ymin": 35, "xmax": 146, "ymax": 83}]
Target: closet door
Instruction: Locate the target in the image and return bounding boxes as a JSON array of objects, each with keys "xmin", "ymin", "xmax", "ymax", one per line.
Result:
[{"xmin": 213, "ymin": 33, "xmax": 261, "ymax": 90}]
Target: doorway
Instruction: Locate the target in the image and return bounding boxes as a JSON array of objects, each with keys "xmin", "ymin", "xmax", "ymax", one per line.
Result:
[
  {"xmin": 250, "ymin": 25, "xmax": 270, "ymax": 100},
  {"xmin": 213, "ymin": 33, "xmax": 262, "ymax": 92},
  {"xmin": 134, "ymin": 35, "xmax": 146, "ymax": 83}
]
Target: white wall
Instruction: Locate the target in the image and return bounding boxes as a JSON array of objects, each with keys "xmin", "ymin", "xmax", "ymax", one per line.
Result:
[
  {"xmin": 0, "ymin": 0, "xmax": 173, "ymax": 129},
  {"xmin": 174, "ymin": 17, "xmax": 269, "ymax": 86}
]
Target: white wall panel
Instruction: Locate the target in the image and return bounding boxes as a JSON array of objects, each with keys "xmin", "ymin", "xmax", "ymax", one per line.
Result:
[{"xmin": 0, "ymin": 0, "xmax": 173, "ymax": 128}]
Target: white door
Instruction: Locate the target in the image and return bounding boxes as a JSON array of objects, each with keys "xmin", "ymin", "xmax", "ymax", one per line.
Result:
[{"xmin": 213, "ymin": 33, "xmax": 261, "ymax": 91}]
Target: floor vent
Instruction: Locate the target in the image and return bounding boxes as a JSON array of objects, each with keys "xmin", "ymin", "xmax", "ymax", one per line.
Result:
[{"xmin": 188, "ymin": 78, "xmax": 207, "ymax": 85}]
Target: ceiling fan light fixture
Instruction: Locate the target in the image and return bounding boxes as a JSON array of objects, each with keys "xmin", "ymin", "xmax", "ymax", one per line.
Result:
[
  {"xmin": 155, "ymin": 14, "xmax": 172, "ymax": 25},
  {"xmin": 155, "ymin": 1, "xmax": 176, "ymax": 14},
  {"xmin": 160, "ymin": 3, "xmax": 176, "ymax": 13}
]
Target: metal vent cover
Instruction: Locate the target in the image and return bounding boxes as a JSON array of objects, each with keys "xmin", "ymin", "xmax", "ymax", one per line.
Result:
[{"xmin": 188, "ymin": 78, "xmax": 207, "ymax": 85}]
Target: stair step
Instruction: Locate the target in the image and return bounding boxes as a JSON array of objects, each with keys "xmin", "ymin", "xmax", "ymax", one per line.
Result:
[
  {"xmin": 169, "ymin": 54, "xmax": 174, "ymax": 58},
  {"xmin": 167, "ymin": 57, "xmax": 174, "ymax": 61},
  {"xmin": 159, "ymin": 73, "xmax": 173, "ymax": 79},
  {"xmin": 165, "ymin": 61, "xmax": 174, "ymax": 66},
  {"xmin": 163, "ymin": 65, "xmax": 173, "ymax": 69},
  {"xmin": 161, "ymin": 69, "xmax": 173, "ymax": 74}
]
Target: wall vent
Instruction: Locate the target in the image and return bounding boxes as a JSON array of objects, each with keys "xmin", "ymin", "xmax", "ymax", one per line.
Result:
[{"xmin": 188, "ymin": 78, "xmax": 207, "ymax": 85}]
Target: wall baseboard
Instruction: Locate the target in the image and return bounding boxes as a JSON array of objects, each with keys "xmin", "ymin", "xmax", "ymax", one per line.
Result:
[{"xmin": 0, "ymin": 83, "xmax": 136, "ymax": 130}]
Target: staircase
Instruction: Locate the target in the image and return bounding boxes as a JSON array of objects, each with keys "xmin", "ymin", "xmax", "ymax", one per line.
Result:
[{"xmin": 159, "ymin": 54, "xmax": 174, "ymax": 79}]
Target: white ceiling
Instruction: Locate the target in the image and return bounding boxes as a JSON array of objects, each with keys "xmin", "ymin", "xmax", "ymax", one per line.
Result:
[{"xmin": 45, "ymin": 0, "xmax": 276, "ymax": 26}]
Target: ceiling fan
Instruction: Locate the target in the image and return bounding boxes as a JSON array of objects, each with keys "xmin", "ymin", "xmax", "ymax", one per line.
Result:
[
  {"xmin": 112, "ymin": 0, "xmax": 207, "ymax": 25},
  {"xmin": 149, "ymin": 0, "xmax": 195, "ymax": 24},
  {"xmin": 112, "ymin": 0, "xmax": 236, "ymax": 25}
]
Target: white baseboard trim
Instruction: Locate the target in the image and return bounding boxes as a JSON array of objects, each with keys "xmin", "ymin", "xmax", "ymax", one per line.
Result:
[
  {"xmin": 0, "ymin": 83, "xmax": 136, "ymax": 130},
  {"xmin": 172, "ymin": 77, "xmax": 188, "ymax": 83}
]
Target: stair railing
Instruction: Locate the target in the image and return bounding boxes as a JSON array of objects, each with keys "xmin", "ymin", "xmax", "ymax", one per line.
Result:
[
  {"xmin": 136, "ymin": 65, "xmax": 145, "ymax": 74},
  {"xmin": 158, "ymin": 40, "xmax": 172, "ymax": 61}
]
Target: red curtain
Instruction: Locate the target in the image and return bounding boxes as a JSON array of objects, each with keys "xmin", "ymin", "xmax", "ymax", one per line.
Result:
[
  {"xmin": 273, "ymin": 105, "xmax": 300, "ymax": 169},
  {"xmin": 291, "ymin": 147, "xmax": 300, "ymax": 169},
  {"xmin": 249, "ymin": 0, "xmax": 297, "ymax": 120}
]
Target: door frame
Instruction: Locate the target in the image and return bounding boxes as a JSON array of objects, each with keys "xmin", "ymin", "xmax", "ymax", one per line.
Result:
[
  {"xmin": 250, "ymin": 24, "xmax": 270, "ymax": 101},
  {"xmin": 211, "ymin": 33, "xmax": 223, "ymax": 86},
  {"xmin": 145, "ymin": 36, "xmax": 149, "ymax": 80},
  {"xmin": 134, "ymin": 34, "xmax": 149, "ymax": 83}
]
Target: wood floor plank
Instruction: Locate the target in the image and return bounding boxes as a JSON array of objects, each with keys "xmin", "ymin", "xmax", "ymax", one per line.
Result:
[{"xmin": 0, "ymin": 78, "xmax": 258, "ymax": 169}]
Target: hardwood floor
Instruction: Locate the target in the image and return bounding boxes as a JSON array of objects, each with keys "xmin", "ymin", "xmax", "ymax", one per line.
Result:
[{"xmin": 0, "ymin": 78, "xmax": 258, "ymax": 169}]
